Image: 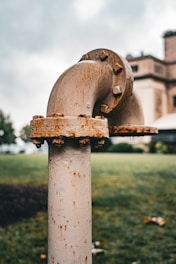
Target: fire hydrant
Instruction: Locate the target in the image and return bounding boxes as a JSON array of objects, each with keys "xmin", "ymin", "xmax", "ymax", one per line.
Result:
[{"xmin": 30, "ymin": 49, "xmax": 157, "ymax": 264}]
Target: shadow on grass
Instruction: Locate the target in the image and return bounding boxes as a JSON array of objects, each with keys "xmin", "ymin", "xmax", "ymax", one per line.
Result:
[{"xmin": 0, "ymin": 184, "xmax": 47, "ymax": 226}]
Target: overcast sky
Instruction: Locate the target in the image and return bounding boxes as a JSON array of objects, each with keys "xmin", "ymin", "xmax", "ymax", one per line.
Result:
[{"xmin": 0, "ymin": 0, "xmax": 176, "ymax": 132}]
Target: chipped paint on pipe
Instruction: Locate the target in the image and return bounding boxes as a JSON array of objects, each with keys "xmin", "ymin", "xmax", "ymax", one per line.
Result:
[
  {"xmin": 30, "ymin": 48, "xmax": 158, "ymax": 264},
  {"xmin": 47, "ymin": 60, "xmax": 113, "ymax": 117},
  {"xmin": 48, "ymin": 142, "xmax": 91, "ymax": 264},
  {"xmin": 47, "ymin": 60, "xmax": 114, "ymax": 264},
  {"xmin": 108, "ymin": 91, "xmax": 144, "ymax": 127}
]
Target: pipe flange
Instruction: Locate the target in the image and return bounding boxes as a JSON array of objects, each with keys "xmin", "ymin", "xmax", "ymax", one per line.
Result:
[
  {"xmin": 79, "ymin": 49, "xmax": 133, "ymax": 114},
  {"xmin": 30, "ymin": 114, "xmax": 109, "ymax": 147},
  {"xmin": 109, "ymin": 125, "xmax": 158, "ymax": 137}
]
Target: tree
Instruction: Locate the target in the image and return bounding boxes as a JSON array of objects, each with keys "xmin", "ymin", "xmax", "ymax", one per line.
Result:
[
  {"xmin": 108, "ymin": 142, "xmax": 133, "ymax": 153},
  {"xmin": 20, "ymin": 124, "xmax": 31, "ymax": 143},
  {"xmin": 0, "ymin": 110, "xmax": 16, "ymax": 145}
]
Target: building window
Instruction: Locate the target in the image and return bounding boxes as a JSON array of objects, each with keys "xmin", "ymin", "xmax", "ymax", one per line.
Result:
[
  {"xmin": 155, "ymin": 65, "xmax": 162, "ymax": 74},
  {"xmin": 173, "ymin": 96, "xmax": 176, "ymax": 107},
  {"xmin": 131, "ymin": 65, "xmax": 138, "ymax": 72}
]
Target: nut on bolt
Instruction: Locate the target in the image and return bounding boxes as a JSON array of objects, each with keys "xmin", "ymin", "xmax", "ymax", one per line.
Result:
[
  {"xmin": 52, "ymin": 137, "xmax": 64, "ymax": 147},
  {"xmin": 52, "ymin": 113, "xmax": 64, "ymax": 118},
  {"xmin": 33, "ymin": 115, "xmax": 44, "ymax": 120},
  {"xmin": 100, "ymin": 103, "xmax": 111, "ymax": 113},
  {"xmin": 113, "ymin": 62, "xmax": 123, "ymax": 75},
  {"xmin": 32, "ymin": 138, "xmax": 44, "ymax": 148},
  {"xmin": 95, "ymin": 115, "xmax": 105, "ymax": 120},
  {"xmin": 99, "ymin": 50, "xmax": 108, "ymax": 61},
  {"xmin": 94, "ymin": 139, "xmax": 105, "ymax": 149},
  {"xmin": 79, "ymin": 53, "xmax": 90, "ymax": 61},
  {"xmin": 79, "ymin": 138, "xmax": 90, "ymax": 147},
  {"xmin": 112, "ymin": 85, "xmax": 122, "ymax": 96}
]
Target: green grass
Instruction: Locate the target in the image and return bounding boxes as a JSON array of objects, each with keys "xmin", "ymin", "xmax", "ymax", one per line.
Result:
[
  {"xmin": 0, "ymin": 153, "xmax": 48, "ymax": 185},
  {"xmin": 0, "ymin": 153, "xmax": 176, "ymax": 263},
  {"xmin": 91, "ymin": 154, "xmax": 176, "ymax": 264},
  {"xmin": 0, "ymin": 212, "xmax": 47, "ymax": 264}
]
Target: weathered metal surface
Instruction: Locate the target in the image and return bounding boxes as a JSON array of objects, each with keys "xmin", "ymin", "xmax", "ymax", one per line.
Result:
[
  {"xmin": 30, "ymin": 48, "xmax": 158, "ymax": 264},
  {"xmin": 109, "ymin": 125, "xmax": 158, "ymax": 136},
  {"xmin": 48, "ymin": 143, "xmax": 92, "ymax": 264},
  {"xmin": 47, "ymin": 60, "xmax": 113, "ymax": 117},
  {"xmin": 107, "ymin": 91, "xmax": 144, "ymax": 127},
  {"xmin": 30, "ymin": 115, "xmax": 109, "ymax": 139},
  {"xmin": 79, "ymin": 49, "xmax": 133, "ymax": 115}
]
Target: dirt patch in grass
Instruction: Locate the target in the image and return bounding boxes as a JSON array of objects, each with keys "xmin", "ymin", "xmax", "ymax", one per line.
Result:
[{"xmin": 0, "ymin": 184, "xmax": 47, "ymax": 226}]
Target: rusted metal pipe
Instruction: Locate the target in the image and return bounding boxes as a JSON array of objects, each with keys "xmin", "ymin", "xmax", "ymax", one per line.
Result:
[
  {"xmin": 30, "ymin": 48, "xmax": 157, "ymax": 264},
  {"xmin": 48, "ymin": 142, "xmax": 92, "ymax": 264},
  {"xmin": 47, "ymin": 60, "xmax": 113, "ymax": 264},
  {"xmin": 47, "ymin": 60, "xmax": 113, "ymax": 117}
]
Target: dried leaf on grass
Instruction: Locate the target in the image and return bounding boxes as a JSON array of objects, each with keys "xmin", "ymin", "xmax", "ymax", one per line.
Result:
[
  {"xmin": 143, "ymin": 216, "xmax": 167, "ymax": 226},
  {"xmin": 40, "ymin": 254, "xmax": 47, "ymax": 260}
]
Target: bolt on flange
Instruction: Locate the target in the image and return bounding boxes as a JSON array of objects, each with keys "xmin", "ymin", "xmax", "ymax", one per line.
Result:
[
  {"xmin": 93, "ymin": 139, "xmax": 105, "ymax": 149},
  {"xmin": 52, "ymin": 138, "xmax": 64, "ymax": 147},
  {"xmin": 79, "ymin": 138, "xmax": 90, "ymax": 147},
  {"xmin": 99, "ymin": 50, "xmax": 108, "ymax": 61},
  {"xmin": 112, "ymin": 85, "xmax": 122, "ymax": 96},
  {"xmin": 32, "ymin": 138, "xmax": 44, "ymax": 148},
  {"xmin": 80, "ymin": 49, "xmax": 133, "ymax": 115},
  {"xmin": 113, "ymin": 62, "xmax": 123, "ymax": 75},
  {"xmin": 30, "ymin": 115, "xmax": 109, "ymax": 148}
]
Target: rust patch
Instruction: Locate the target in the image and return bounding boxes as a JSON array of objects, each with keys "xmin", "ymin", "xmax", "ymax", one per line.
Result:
[
  {"xmin": 109, "ymin": 125, "xmax": 158, "ymax": 136},
  {"xmin": 85, "ymin": 256, "xmax": 88, "ymax": 263},
  {"xmin": 73, "ymin": 172, "xmax": 81, "ymax": 178},
  {"xmin": 79, "ymin": 138, "xmax": 90, "ymax": 146},
  {"xmin": 50, "ymin": 255, "xmax": 55, "ymax": 264},
  {"xmin": 30, "ymin": 115, "xmax": 109, "ymax": 145},
  {"xmin": 78, "ymin": 114, "xmax": 90, "ymax": 118},
  {"xmin": 51, "ymin": 217, "xmax": 56, "ymax": 224},
  {"xmin": 68, "ymin": 131, "xmax": 75, "ymax": 137}
]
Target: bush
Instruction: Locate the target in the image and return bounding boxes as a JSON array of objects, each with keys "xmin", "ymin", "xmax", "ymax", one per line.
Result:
[
  {"xmin": 155, "ymin": 141, "xmax": 168, "ymax": 154},
  {"xmin": 133, "ymin": 146, "xmax": 144, "ymax": 153},
  {"xmin": 108, "ymin": 142, "xmax": 133, "ymax": 153},
  {"xmin": 149, "ymin": 141, "xmax": 169, "ymax": 154}
]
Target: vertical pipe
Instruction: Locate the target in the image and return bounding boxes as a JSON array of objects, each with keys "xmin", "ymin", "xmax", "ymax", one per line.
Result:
[{"xmin": 48, "ymin": 140, "xmax": 92, "ymax": 264}]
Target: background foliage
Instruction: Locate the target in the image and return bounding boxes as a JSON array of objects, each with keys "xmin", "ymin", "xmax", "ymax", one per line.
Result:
[
  {"xmin": 0, "ymin": 153, "xmax": 176, "ymax": 263},
  {"xmin": 0, "ymin": 110, "xmax": 16, "ymax": 145}
]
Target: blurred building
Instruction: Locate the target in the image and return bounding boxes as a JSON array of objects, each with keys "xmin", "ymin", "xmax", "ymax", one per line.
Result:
[
  {"xmin": 152, "ymin": 113, "xmax": 176, "ymax": 148},
  {"xmin": 127, "ymin": 30, "xmax": 176, "ymax": 126},
  {"xmin": 127, "ymin": 31, "xmax": 176, "ymax": 125},
  {"xmin": 112, "ymin": 30, "xmax": 176, "ymax": 150}
]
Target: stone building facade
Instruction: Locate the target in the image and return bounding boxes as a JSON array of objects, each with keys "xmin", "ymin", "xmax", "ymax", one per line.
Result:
[{"xmin": 127, "ymin": 30, "xmax": 176, "ymax": 126}]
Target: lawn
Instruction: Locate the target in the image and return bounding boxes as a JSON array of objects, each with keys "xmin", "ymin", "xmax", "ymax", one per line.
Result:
[{"xmin": 0, "ymin": 153, "xmax": 176, "ymax": 263}]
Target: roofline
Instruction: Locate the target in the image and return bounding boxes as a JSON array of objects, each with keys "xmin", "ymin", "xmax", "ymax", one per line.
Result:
[
  {"xmin": 127, "ymin": 55, "xmax": 165, "ymax": 64},
  {"xmin": 158, "ymin": 129, "xmax": 176, "ymax": 133},
  {"xmin": 127, "ymin": 55, "xmax": 176, "ymax": 66},
  {"xmin": 134, "ymin": 74, "xmax": 176, "ymax": 83},
  {"xmin": 163, "ymin": 30, "xmax": 176, "ymax": 38}
]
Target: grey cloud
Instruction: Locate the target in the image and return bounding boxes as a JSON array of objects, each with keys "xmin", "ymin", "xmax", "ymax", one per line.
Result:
[
  {"xmin": 0, "ymin": 0, "xmax": 74, "ymax": 54},
  {"xmin": 0, "ymin": 0, "xmax": 176, "ymax": 130}
]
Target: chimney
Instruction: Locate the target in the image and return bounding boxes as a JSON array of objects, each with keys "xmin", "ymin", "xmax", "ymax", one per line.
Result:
[{"xmin": 163, "ymin": 30, "xmax": 176, "ymax": 62}]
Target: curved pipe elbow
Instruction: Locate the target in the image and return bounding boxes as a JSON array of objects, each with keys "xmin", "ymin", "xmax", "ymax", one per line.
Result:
[
  {"xmin": 108, "ymin": 91, "xmax": 144, "ymax": 126},
  {"xmin": 47, "ymin": 60, "xmax": 113, "ymax": 117},
  {"xmin": 30, "ymin": 49, "xmax": 158, "ymax": 145}
]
